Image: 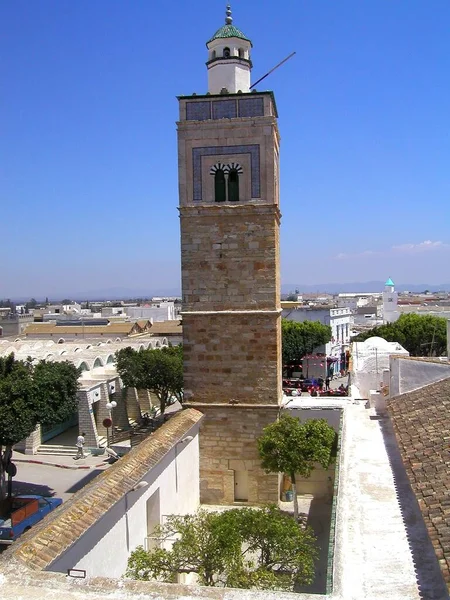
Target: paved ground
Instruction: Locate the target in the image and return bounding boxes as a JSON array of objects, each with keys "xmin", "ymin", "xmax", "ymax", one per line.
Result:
[{"xmin": 10, "ymin": 460, "xmax": 110, "ymax": 501}]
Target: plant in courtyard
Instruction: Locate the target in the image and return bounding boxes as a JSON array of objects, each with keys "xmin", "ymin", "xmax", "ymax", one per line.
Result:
[
  {"xmin": 281, "ymin": 319, "xmax": 331, "ymax": 369},
  {"xmin": 126, "ymin": 506, "xmax": 317, "ymax": 591},
  {"xmin": 258, "ymin": 415, "xmax": 336, "ymax": 522},
  {"xmin": 352, "ymin": 313, "xmax": 447, "ymax": 356},
  {"xmin": 115, "ymin": 345, "xmax": 183, "ymax": 414},
  {"xmin": 0, "ymin": 354, "xmax": 80, "ymax": 498}
]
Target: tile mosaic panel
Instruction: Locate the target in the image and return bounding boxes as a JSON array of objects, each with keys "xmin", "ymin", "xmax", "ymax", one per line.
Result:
[
  {"xmin": 192, "ymin": 145, "xmax": 260, "ymax": 201},
  {"xmin": 238, "ymin": 97, "xmax": 264, "ymax": 118},
  {"xmin": 212, "ymin": 100, "xmax": 238, "ymax": 120},
  {"xmin": 186, "ymin": 101, "xmax": 211, "ymax": 121}
]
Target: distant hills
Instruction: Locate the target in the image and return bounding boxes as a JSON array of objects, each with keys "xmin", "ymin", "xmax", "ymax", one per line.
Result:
[{"xmin": 8, "ymin": 281, "xmax": 450, "ymax": 303}]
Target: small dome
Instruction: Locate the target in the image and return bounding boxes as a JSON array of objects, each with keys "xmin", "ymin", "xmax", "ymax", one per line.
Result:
[
  {"xmin": 364, "ymin": 336, "xmax": 391, "ymax": 349},
  {"xmin": 207, "ymin": 5, "xmax": 252, "ymax": 46},
  {"xmin": 207, "ymin": 23, "xmax": 252, "ymax": 45},
  {"xmin": 385, "ymin": 277, "xmax": 395, "ymax": 286}
]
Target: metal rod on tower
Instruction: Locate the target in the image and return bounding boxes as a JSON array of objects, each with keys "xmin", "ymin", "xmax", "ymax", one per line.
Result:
[{"xmin": 250, "ymin": 51, "xmax": 296, "ymax": 89}]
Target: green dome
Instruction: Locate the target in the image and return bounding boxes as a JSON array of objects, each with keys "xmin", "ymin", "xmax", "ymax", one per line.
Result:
[
  {"xmin": 207, "ymin": 5, "xmax": 252, "ymax": 46},
  {"xmin": 207, "ymin": 23, "xmax": 252, "ymax": 45},
  {"xmin": 385, "ymin": 277, "xmax": 395, "ymax": 286}
]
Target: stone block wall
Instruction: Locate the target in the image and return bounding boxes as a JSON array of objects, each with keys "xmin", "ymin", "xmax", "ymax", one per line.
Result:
[
  {"xmin": 193, "ymin": 405, "xmax": 280, "ymax": 504},
  {"xmin": 77, "ymin": 391, "xmax": 99, "ymax": 448},
  {"xmin": 15, "ymin": 425, "xmax": 42, "ymax": 455},
  {"xmin": 180, "ymin": 204, "xmax": 280, "ymax": 311},
  {"xmin": 183, "ymin": 312, "xmax": 281, "ymax": 404}
]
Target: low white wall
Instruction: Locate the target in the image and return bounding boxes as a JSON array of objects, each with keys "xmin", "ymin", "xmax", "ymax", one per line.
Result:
[
  {"xmin": 283, "ymin": 407, "xmax": 342, "ymax": 432},
  {"xmin": 390, "ymin": 357, "xmax": 450, "ymax": 398},
  {"xmin": 48, "ymin": 425, "xmax": 200, "ymax": 579}
]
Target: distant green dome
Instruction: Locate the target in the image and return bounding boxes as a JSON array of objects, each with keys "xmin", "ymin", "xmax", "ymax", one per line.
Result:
[
  {"xmin": 385, "ymin": 277, "xmax": 395, "ymax": 286},
  {"xmin": 207, "ymin": 5, "xmax": 252, "ymax": 46}
]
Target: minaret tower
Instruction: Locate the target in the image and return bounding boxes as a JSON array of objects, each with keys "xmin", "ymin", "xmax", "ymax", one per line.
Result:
[
  {"xmin": 177, "ymin": 6, "xmax": 282, "ymax": 504},
  {"xmin": 383, "ymin": 277, "xmax": 399, "ymax": 323}
]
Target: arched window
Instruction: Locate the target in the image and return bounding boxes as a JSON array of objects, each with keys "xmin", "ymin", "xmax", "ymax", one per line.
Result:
[
  {"xmin": 228, "ymin": 169, "xmax": 239, "ymax": 202},
  {"xmin": 214, "ymin": 169, "xmax": 226, "ymax": 202},
  {"xmin": 238, "ymin": 48, "xmax": 244, "ymax": 58},
  {"xmin": 223, "ymin": 47, "xmax": 230, "ymax": 58},
  {"xmin": 211, "ymin": 50, "xmax": 216, "ymax": 60}
]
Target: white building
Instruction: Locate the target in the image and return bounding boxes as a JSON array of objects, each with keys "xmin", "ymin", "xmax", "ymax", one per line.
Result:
[
  {"xmin": 352, "ymin": 335, "xmax": 409, "ymax": 399},
  {"xmin": 383, "ymin": 277, "xmax": 400, "ymax": 323},
  {"xmin": 282, "ymin": 304, "xmax": 353, "ymax": 347},
  {"xmin": 125, "ymin": 301, "xmax": 177, "ymax": 322}
]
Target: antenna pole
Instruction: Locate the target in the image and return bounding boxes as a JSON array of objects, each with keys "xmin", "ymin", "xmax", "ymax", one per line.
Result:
[{"xmin": 250, "ymin": 51, "xmax": 296, "ymax": 89}]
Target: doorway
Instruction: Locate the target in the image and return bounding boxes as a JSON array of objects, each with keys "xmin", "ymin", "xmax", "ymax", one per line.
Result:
[
  {"xmin": 234, "ymin": 470, "xmax": 248, "ymax": 501},
  {"xmin": 145, "ymin": 489, "xmax": 160, "ymax": 550}
]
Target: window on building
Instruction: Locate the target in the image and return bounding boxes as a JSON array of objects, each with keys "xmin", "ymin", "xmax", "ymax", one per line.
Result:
[
  {"xmin": 211, "ymin": 50, "xmax": 216, "ymax": 60},
  {"xmin": 228, "ymin": 169, "xmax": 239, "ymax": 202},
  {"xmin": 223, "ymin": 47, "xmax": 231, "ymax": 58},
  {"xmin": 238, "ymin": 48, "xmax": 244, "ymax": 58},
  {"xmin": 214, "ymin": 169, "xmax": 226, "ymax": 202}
]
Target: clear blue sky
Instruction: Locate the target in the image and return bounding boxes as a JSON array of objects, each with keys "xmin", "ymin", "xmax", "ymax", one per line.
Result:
[{"xmin": 2, "ymin": 1, "xmax": 450, "ymax": 298}]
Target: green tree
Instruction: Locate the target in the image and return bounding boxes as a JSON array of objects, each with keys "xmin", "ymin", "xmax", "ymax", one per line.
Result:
[
  {"xmin": 32, "ymin": 360, "xmax": 80, "ymax": 425},
  {"xmin": 0, "ymin": 354, "xmax": 80, "ymax": 498},
  {"xmin": 258, "ymin": 415, "xmax": 336, "ymax": 522},
  {"xmin": 282, "ymin": 319, "xmax": 331, "ymax": 368},
  {"xmin": 352, "ymin": 313, "xmax": 447, "ymax": 356},
  {"xmin": 25, "ymin": 298, "xmax": 38, "ymax": 311},
  {"xmin": 115, "ymin": 345, "xmax": 183, "ymax": 414},
  {"xmin": 126, "ymin": 506, "xmax": 317, "ymax": 591}
]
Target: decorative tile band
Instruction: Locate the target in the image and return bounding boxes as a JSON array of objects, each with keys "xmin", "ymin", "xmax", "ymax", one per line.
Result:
[
  {"xmin": 193, "ymin": 144, "xmax": 260, "ymax": 201},
  {"xmin": 185, "ymin": 97, "xmax": 265, "ymax": 121}
]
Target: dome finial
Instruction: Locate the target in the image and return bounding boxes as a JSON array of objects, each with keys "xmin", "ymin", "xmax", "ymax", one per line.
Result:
[{"xmin": 225, "ymin": 4, "xmax": 232, "ymax": 25}]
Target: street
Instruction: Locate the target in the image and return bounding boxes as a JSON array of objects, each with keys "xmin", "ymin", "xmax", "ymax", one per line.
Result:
[{"xmin": 10, "ymin": 462, "xmax": 108, "ymax": 501}]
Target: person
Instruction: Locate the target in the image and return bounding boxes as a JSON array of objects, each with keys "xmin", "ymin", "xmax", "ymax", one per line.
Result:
[
  {"xmin": 75, "ymin": 432, "xmax": 86, "ymax": 459},
  {"xmin": 318, "ymin": 377, "xmax": 324, "ymax": 391},
  {"xmin": 325, "ymin": 376, "xmax": 330, "ymax": 390}
]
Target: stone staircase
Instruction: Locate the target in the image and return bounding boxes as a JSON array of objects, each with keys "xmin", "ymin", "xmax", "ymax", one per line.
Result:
[
  {"xmin": 37, "ymin": 436, "xmax": 108, "ymax": 456},
  {"xmin": 37, "ymin": 444, "xmax": 77, "ymax": 456}
]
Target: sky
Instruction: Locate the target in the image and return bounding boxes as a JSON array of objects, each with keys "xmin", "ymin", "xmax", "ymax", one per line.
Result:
[{"xmin": 1, "ymin": 0, "xmax": 450, "ymax": 298}]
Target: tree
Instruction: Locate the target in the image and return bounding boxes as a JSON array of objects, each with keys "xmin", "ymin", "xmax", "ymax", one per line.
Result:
[
  {"xmin": 0, "ymin": 355, "xmax": 80, "ymax": 498},
  {"xmin": 32, "ymin": 360, "xmax": 80, "ymax": 426},
  {"xmin": 258, "ymin": 415, "xmax": 336, "ymax": 522},
  {"xmin": 282, "ymin": 319, "xmax": 331, "ymax": 368},
  {"xmin": 285, "ymin": 293, "xmax": 299, "ymax": 301},
  {"xmin": 126, "ymin": 506, "xmax": 318, "ymax": 591},
  {"xmin": 25, "ymin": 298, "xmax": 38, "ymax": 311},
  {"xmin": 352, "ymin": 313, "xmax": 447, "ymax": 356},
  {"xmin": 115, "ymin": 345, "xmax": 183, "ymax": 414}
]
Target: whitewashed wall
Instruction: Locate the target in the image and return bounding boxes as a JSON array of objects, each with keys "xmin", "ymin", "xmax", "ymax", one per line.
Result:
[
  {"xmin": 48, "ymin": 425, "xmax": 201, "ymax": 579},
  {"xmin": 389, "ymin": 356, "xmax": 450, "ymax": 398}
]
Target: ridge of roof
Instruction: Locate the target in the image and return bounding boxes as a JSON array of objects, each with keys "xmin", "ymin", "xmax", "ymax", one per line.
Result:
[{"xmin": 9, "ymin": 408, "xmax": 204, "ymax": 571}]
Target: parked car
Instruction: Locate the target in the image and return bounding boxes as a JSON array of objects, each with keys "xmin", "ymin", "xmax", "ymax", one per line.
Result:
[{"xmin": 0, "ymin": 495, "xmax": 62, "ymax": 545}]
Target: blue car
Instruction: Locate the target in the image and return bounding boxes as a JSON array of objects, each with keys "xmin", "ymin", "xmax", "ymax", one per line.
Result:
[{"xmin": 0, "ymin": 495, "xmax": 63, "ymax": 545}]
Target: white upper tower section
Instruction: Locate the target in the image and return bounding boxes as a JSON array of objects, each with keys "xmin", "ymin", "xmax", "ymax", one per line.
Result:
[{"xmin": 206, "ymin": 5, "xmax": 253, "ymax": 94}]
